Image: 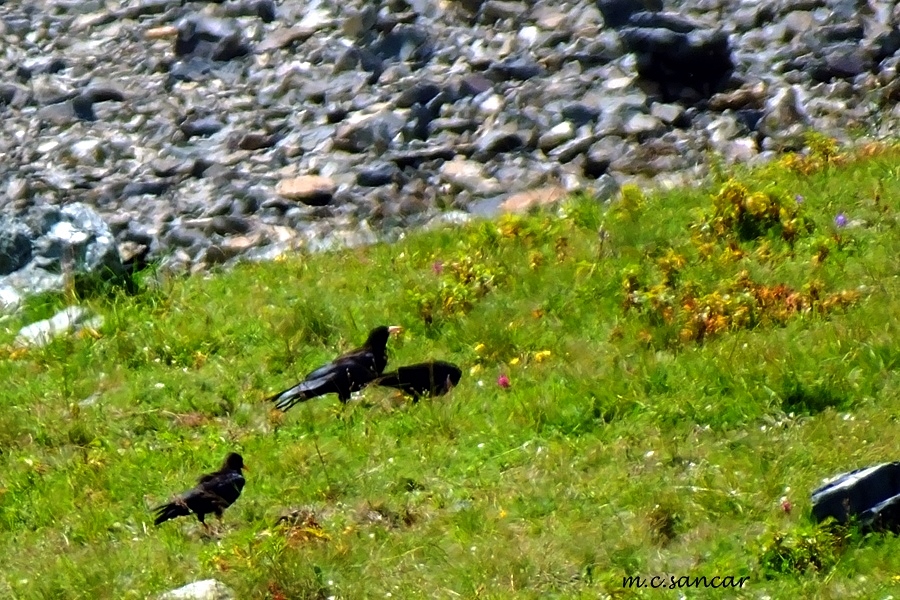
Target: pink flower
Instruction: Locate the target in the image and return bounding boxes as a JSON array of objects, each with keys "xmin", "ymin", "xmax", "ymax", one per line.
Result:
[
  {"xmin": 432, "ymin": 260, "xmax": 444, "ymax": 275},
  {"xmin": 497, "ymin": 374, "xmax": 510, "ymax": 388},
  {"xmin": 781, "ymin": 500, "xmax": 792, "ymax": 514}
]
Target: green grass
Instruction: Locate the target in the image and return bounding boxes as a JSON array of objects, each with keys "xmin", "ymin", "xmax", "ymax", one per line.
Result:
[{"xmin": 1, "ymin": 139, "xmax": 899, "ymax": 599}]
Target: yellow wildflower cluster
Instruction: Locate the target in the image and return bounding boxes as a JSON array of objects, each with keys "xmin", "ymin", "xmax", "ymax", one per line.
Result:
[
  {"xmin": 625, "ymin": 269, "xmax": 860, "ymax": 345},
  {"xmin": 774, "ymin": 132, "xmax": 845, "ymax": 176},
  {"xmin": 697, "ymin": 179, "xmax": 809, "ymax": 244}
]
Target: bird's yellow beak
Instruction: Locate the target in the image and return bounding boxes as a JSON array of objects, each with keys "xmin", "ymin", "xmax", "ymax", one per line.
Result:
[{"xmin": 388, "ymin": 325, "xmax": 403, "ymax": 337}]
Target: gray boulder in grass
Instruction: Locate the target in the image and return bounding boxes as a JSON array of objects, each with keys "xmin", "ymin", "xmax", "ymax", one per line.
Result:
[{"xmin": 811, "ymin": 462, "xmax": 900, "ymax": 531}]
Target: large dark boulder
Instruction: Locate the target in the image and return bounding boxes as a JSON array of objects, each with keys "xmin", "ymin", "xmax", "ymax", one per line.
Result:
[
  {"xmin": 596, "ymin": 0, "xmax": 662, "ymax": 28},
  {"xmin": 811, "ymin": 462, "xmax": 900, "ymax": 532},
  {"xmin": 619, "ymin": 12, "xmax": 734, "ymax": 101},
  {"xmin": 0, "ymin": 217, "xmax": 32, "ymax": 275},
  {"xmin": 175, "ymin": 15, "xmax": 252, "ymax": 62}
]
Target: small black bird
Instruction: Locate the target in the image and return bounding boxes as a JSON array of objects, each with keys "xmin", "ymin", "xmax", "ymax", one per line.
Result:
[
  {"xmin": 153, "ymin": 452, "xmax": 246, "ymax": 531},
  {"xmin": 267, "ymin": 325, "xmax": 402, "ymax": 411},
  {"xmin": 372, "ymin": 360, "xmax": 462, "ymax": 401}
]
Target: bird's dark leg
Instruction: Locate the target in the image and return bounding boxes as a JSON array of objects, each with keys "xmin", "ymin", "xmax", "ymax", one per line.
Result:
[
  {"xmin": 198, "ymin": 514, "xmax": 211, "ymax": 535},
  {"xmin": 211, "ymin": 510, "xmax": 225, "ymax": 536}
]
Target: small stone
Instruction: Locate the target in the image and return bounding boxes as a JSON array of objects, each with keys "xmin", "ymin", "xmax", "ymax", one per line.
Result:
[
  {"xmin": 208, "ymin": 216, "xmax": 252, "ymax": 236},
  {"xmin": 499, "ymin": 186, "xmax": 568, "ymax": 213},
  {"xmin": 481, "ymin": 0, "xmax": 528, "ymax": 22},
  {"xmin": 709, "ymin": 82, "xmax": 768, "ymax": 111},
  {"xmin": 275, "ymin": 176, "xmax": 337, "ymax": 206},
  {"xmin": 357, "ymin": 163, "xmax": 400, "ymax": 187},
  {"xmin": 623, "ymin": 113, "xmax": 664, "ymax": 137},
  {"xmin": 118, "ymin": 241, "xmax": 149, "ymax": 265},
  {"xmin": 549, "ymin": 134, "xmax": 596, "ymax": 163},
  {"xmin": 441, "ymin": 158, "xmax": 503, "ymax": 195},
  {"xmin": 538, "ymin": 122, "xmax": 575, "ymax": 153},
  {"xmin": 145, "ymin": 25, "xmax": 178, "ymax": 40},
  {"xmin": 256, "ymin": 26, "xmax": 316, "ymax": 53},
  {"xmin": 475, "ymin": 129, "xmax": 526, "ymax": 159},
  {"xmin": 584, "ymin": 147, "xmax": 612, "ymax": 179},
  {"xmin": 650, "ymin": 103, "xmax": 686, "ymax": 126},
  {"xmin": 158, "ymin": 579, "xmax": 235, "ymax": 600}
]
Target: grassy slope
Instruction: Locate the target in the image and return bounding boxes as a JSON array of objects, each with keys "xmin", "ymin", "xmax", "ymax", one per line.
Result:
[{"xmin": 0, "ymin": 141, "xmax": 898, "ymax": 599}]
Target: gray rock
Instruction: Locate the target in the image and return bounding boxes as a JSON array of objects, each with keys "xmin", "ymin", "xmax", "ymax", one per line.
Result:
[
  {"xmin": 759, "ymin": 85, "xmax": 811, "ymax": 149},
  {"xmin": 809, "ymin": 45, "xmax": 873, "ymax": 82},
  {"xmin": 650, "ymin": 102, "xmax": 686, "ymax": 126},
  {"xmin": 538, "ymin": 122, "xmax": 576, "ymax": 153},
  {"xmin": 175, "ymin": 16, "xmax": 251, "ymax": 62},
  {"xmin": 561, "ymin": 103, "xmax": 601, "ymax": 127},
  {"xmin": 441, "ymin": 158, "xmax": 504, "ymax": 195},
  {"xmin": 333, "ymin": 111, "xmax": 407, "ymax": 153},
  {"xmin": 474, "ymin": 128, "xmax": 526, "ymax": 159},
  {"xmin": 357, "ymin": 163, "xmax": 401, "ymax": 187},
  {"xmin": 623, "ymin": 113, "xmax": 665, "ymax": 137},
  {"xmin": 549, "ymin": 133, "xmax": 596, "ymax": 163},
  {"xmin": 481, "ymin": 1, "xmax": 527, "ymax": 23},
  {"xmin": 584, "ymin": 144, "xmax": 613, "ymax": 179}
]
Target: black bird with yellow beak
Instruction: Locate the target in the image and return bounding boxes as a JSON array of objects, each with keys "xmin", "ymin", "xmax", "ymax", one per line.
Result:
[{"xmin": 267, "ymin": 325, "xmax": 402, "ymax": 411}]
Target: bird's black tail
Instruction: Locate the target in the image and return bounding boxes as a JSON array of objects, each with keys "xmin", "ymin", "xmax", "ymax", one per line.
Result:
[
  {"xmin": 266, "ymin": 377, "xmax": 334, "ymax": 412},
  {"xmin": 153, "ymin": 501, "xmax": 191, "ymax": 526}
]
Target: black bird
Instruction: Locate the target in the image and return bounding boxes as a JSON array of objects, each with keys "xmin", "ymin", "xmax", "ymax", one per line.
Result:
[
  {"xmin": 372, "ymin": 360, "xmax": 462, "ymax": 401},
  {"xmin": 153, "ymin": 452, "xmax": 246, "ymax": 531},
  {"xmin": 267, "ymin": 325, "xmax": 402, "ymax": 411}
]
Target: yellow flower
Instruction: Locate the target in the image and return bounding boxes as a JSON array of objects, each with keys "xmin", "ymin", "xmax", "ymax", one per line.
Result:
[
  {"xmin": 499, "ymin": 508, "xmax": 508, "ymax": 519},
  {"xmin": 509, "ymin": 357, "xmax": 520, "ymax": 366},
  {"xmin": 470, "ymin": 364, "xmax": 483, "ymax": 375},
  {"xmin": 474, "ymin": 343, "xmax": 485, "ymax": 354},
  {"xmin": 534, "ymin": 350, "xmax": 551, "ymax": 363}
]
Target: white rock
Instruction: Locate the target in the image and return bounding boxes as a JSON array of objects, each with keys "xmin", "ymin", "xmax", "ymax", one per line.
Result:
[
  {"xmin": 158, "ymin": 580, "xmax": 235, "ymax": 600},
  {"xmin": 0, "ymin": 285, "xmax": 22, "ymax": 314},
  {"xmin": 478, "ymin": 94, "xmax": 504, "ymax": 115},
  {"xmin": 15, "ymin": 306, "xmax": 103, "ymax": 348},
  {"xmin": 517, "ymin": 26, "xmax": 539, "ymax": 46},
  {"xmin": 722, "ymin": 137, "xmax": 759, "ymax": 164}
]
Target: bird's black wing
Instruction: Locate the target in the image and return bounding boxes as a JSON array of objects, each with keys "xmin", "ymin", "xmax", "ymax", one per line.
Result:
[
  {"xmin": 373, "ymin": 361, "xmax": 462, "ymax": 400},
  {"xmin": 199, "ymin": 470, "xmax": 246, "ymax": 508},
  {"xmin": 153, "ymin": 486, "xmax": 227, "ymax": 525},
  {"xmin": 267, "ymin": 352, "xmax": 380, "ymax": 411}
]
